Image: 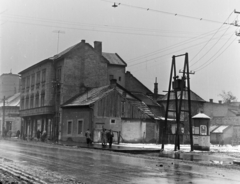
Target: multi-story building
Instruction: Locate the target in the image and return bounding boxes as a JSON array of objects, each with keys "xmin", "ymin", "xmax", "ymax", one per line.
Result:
[
  {"xmin": 19, "ymin": 40, "xmax": 127, "ymax": 141},
  {"xmin": 0, "ymin": 73, "xmax": 20, "ymax": 100}
]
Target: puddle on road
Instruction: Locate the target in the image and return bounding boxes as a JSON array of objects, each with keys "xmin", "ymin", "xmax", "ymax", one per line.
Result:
[{"xmin": 141, "ymin": 152, "xmax": 233, "ymax": 165}]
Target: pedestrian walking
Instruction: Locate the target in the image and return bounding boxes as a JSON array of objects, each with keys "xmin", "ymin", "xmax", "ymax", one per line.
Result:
[
  {"xmin": 101, "ymin": 128, "xmax": 107, "ymax": 146},
  {"xmin": 36, "ymin": 129, "xmax": 41, "ymax": 141},
  {"xmin": 108, "ymin": 129, "xmax": 114, "ymax": 148},
  {"xmin": 85, "ymin": 129, "xmax": 92, "ymax": 145},
  {"xmin": 41, "ymin": 130, "xmax": 47, "ymax": 142},
  {"xmin": 16, "ymin": 130, "xmax": 20, "ymax": 139}
]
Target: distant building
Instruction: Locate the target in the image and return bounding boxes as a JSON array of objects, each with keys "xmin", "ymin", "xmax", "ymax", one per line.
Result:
[
  {"xmin": 204, "ymin": 99, "xmax": 240, "ymax": 145},
  {"xmin": 158, "ymin": 90, "xmax": 206, "ymax": 144},
  {"xmin": 0, "ymin": 73, "xmax": 20, "ymax": 99},
  {"xmin": 0, "ymin": 93, "xmax": 21, "ymax": 136},
  {"xmin": 19, "ymin": 40, "xmax": 127, "ymax": 141}
]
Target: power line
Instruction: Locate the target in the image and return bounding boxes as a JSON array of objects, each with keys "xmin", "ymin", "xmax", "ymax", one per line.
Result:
[
  {"xmin": 127, "ymin": 27, "xmax": 231, "ymax": 63},
  {"xmin": 99, "ymin": 0, "xmax": 233, "ymax": 25},
  {"xmin": 193, "ymin": 36, "xmax": 237, "ymax": 72},
  {"xmin": 190, "ymin": 12, "xmax": 234, "ymax": 67},
  {"xmin": 127, "ymin": 32, "xmax": 233, "ymax": 68},
  {"xmin": 5, "ymin": 19, "xmax": 203, "ymax": 38},
  {"xmin": 2, "ymin": 13, "xmax": 207, "ymax": 35}
]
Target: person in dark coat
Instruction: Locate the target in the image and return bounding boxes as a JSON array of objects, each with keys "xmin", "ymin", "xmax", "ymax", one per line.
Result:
[
  {"xmin": 36, "ymin": 129, "xmax": 41, "ymax": 141},
  {"xmin": 16, "ymin": 130, "xmax": 20, "ymax": 138},
  {"xmin": 41, "ymin": 130, "xmax": 47, "ymax": 142},
  {"xmin": 108, "ymin": 129, "xmax": 114, "ymax": 148},
  {"xmin": 85, "ymin": 129, "xmax": 92, "ymax": 145}
]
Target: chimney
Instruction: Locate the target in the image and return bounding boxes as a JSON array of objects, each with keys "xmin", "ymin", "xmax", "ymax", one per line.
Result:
[
  {"xmin": 209, "ymin": 99, "xmax": 213, "ymax": 103},
  {"xmin": 153, "ymin": 77, "xmax": 158, "ymax": 101},
  {"xmin": 110, "ymin": 79, "xmax": 117, "ymax": 88},
  {"xmin": 94, "ymin": 41, "xmax": 102, "ymax": 54},
  {"xmin": 219, "ymin": 100, "xmax": 222, "ymax": 104},
  {"xmin": 81, "ymin": 39, "xmax": 85, "ymax": 43}
]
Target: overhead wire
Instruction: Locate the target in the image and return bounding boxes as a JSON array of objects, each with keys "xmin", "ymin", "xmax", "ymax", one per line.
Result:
[
  {"xmin": 98, "ymin": 0, "xmax": 233, "ymax": 25},
  {"xmin": 193, "ymin": 35, "xmax": 237, "ymax": 72},
  {"xmin": 4, "ymin": 19, "xmax": 202, "ymax": 38},
  {"xmin": 128, "ymin": 32, "xmax": 233, "ymax": 68},
  {"xmin": 127, "ymin": 27, "xmax": 231, "ymax": 63},
  {"xmin": 2, "ymin": 13, "xmax": 205, "ymax": 35},
  {"xmin": 190, "ymin": 12, "xmax": 234, "ymax": 67}
]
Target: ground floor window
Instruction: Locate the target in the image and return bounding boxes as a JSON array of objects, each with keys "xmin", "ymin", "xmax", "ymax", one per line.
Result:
[
  {"xmin": 67, "ymin": 120, "xmax": 72, "ymax": 134},
  {"xmin": 77, "ymin": 120, "xmax": 84, "ymax": 135}
]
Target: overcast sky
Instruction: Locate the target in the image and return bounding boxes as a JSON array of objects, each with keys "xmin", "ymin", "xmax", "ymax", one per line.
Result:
[{"xmin": 1, "ymin": 0, "xmax": 240, "ymax": 102}]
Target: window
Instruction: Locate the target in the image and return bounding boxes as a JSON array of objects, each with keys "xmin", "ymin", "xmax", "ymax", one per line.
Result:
[
  {"xmin": 121, "ymin": 101, "xmax": 125, "ymax": 116},
  {"xmin": 35, "ymin": 93, "xmax": 39, "ymax": 107},
  {"xmin": 25, "ymin": 97, "xmax": 29, "ymax": 109},
  {"xmin": 77, "ymin": 120, "xmax": 84, "ymax": 134},
  {"xmin": 20, "ymin": 98, "xmax": 24, "ymax": 110},
  {"xmin": 42, "ymin": 69, "xmax": 46, "ymax": 83},
  {"xmin": 119, "ymin": 77, "xmax": 121, "ymax": 81},
  {"xmin": 56, "ymin": 67, "xmax": 62, "ymax": 81},
  {"xmin": 31, "ymin": 74, "xmax": 35, "ymax": 86},
  {"xmin": 110, "ymin": 119, "xmax": 116, "ymax": 124},
  {"xmin": 67, "ymin": 120, "xmax": 72, "ymax": 134},
  {"xmin": 41, "ymin": 93, "xmax": 45, "ymax": 106},
  {"xmin": 21, "ymin": 78, "xmax": 25, "ymax": 92},
  {"xmin": 30, "ymin": 95, "xmax": 34, "ymax": 108},
  {"xmin": 36, "ymin": 71, "xmax": 40, "ymax": 84},
  {"xmin": 26, "ymin": 76, "xmax": 30, "ymax": 90}
]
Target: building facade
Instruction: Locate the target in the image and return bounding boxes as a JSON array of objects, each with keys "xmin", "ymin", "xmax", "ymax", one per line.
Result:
[
  {"xmin": 19, "ymin": 40, "xmax": 127, "ymax": 141},
  {"xmin": 61, "ymin": 80, "xmax": 157, "ymax": 143}
]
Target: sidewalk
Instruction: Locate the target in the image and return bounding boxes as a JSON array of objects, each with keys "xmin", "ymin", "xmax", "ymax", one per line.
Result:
[
  {"xmin": 3, "ymin": 137, "xmax": 161, "ymax": 153},
  {"xmin": 3, "ymin": 137, "xmax": 240, "ymax": 166}
]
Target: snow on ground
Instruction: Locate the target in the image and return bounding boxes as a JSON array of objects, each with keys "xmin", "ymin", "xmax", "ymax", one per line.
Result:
[{"xmin": 115, "ymin": 143, "xmax": 240, "ymax": 153}]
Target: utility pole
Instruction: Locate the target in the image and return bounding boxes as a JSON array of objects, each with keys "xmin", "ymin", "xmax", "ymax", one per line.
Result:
[
  {"xmin": 2, "ymin": 96, "xmax": 5, "ymax": 137},
  {"xmin": 161, "ymin": 53, "xmax": 195, "ymax": 152},
  {"xmin": 52, "ymin": 30, "xmax": 65, "ymax": 142}
]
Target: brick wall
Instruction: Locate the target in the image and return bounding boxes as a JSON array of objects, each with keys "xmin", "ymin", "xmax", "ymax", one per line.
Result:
[
  {"xmin": 61, "ymin": 107, "xmax": 90, "ymax": 142},
  {"xmin": 62, "ymin": 43, "xmax": 108, "ymax": 104},
  {"xmin": 108, "ymin": 65, "xmax": 125, "ymax": 87}
]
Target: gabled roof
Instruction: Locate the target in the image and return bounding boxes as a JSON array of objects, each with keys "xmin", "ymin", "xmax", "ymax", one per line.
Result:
[
  {"xmin": 192, "ymin": 113, "xmax": 210, "ymax": 119},
  {"xmin": 125, "ymin": 71, "xmax": 153, "ymax": 95},
  {"xmin": 102, "ymin": 52, "xmax": 127, "ymax": 66},
  {"xmin": 212, "ymin": 125, "xmax": 230, "ymax": 133},
  {"xmin": 159, "ymin": 90, "xmax": 205, "ymax": 102},
  {"xmin": 210, "ymin": 125, "xmax": 218, "ymax": 132},
  {"xmin": 131, "ymin": 93, "xmax": 162, "ymax": 107},
  {"xmin": 62, "ymin": 84, "xmax": 156, "ymax": 119},
  {"xmin": 0, "ymin": 93, "xmax": 20, "ymax": 107},
  {"xmin": 49, "ymin": 44, "xmax": 78, "ymax": 60}
]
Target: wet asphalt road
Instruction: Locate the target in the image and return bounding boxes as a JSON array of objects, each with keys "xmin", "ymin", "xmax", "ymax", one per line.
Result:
[{"xmin": 0, "ymin": 140, "xmax": 240, "ymax": 184}]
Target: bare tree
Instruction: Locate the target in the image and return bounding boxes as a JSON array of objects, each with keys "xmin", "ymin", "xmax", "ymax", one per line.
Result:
[{"xmin": 219, "ymin": 90, "xmax": 237, "ymax": 104}]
